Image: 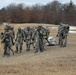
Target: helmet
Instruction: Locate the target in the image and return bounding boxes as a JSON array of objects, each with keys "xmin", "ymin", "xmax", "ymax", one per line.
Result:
[
  {"xmin": 27, "ymin": 27, "xmax": 30, "ymax": 31},
  {"xmin": 5, "ymin": 25, "xmax": 10, "ymax": 30},
  {"xmin": 38, "ymin": 25, "xmax": 42, "ymax": 29},
  {"xmin": 18, "ymin": 27, "xmax": 21, "ymax": 31}
]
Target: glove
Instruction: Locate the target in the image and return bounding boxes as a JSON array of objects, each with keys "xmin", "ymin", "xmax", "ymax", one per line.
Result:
[
  {"xmin": 1, "ymin": 41, "xmax": 4, "ymax": 43},
  {"xmin": 56, "ymin": 34, "xmax": 58, "ymax": 37}
]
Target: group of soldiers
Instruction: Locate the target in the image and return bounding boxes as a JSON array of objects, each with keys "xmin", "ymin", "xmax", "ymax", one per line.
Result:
[
  {"xmin": 0, "ymin": 23, "xmax": 70, "ymax": 57},
  {"xmin": 56, "ymin": 23, "xmax": 70, "ymax": 47},
  {"xmin": 1, "ymin": 24, "xmax": 50, "ymax": 56}
]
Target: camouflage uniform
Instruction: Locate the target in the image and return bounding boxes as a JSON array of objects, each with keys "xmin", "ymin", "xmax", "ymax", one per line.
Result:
[
  {"xmin": 1, "ymin": 32, "xmax": 14, "ymax": 56},
  {"xmin": 32, "ymin": 26, "xmax": 44, "ymax": 53},
  {"xmin": 57, "ymin": 24, "xmax": 63, "ymax": 45},
  {"xmin": 2, "ymin": 25, "xmax": 15, "ymax": 46},
  {"xmin": 42, "ymin": 26, "xmax": 50, "ymax": 50},
  {"xmin": 10, "ymin": 26, "xmax": 15, "ymax": 39},
  {"xmin": 42, "ymin": 26, "xmax": 50, "ymax": 38},
  {"xmin": 23, "ymin": 27, "xmax": 32, "ymax": 51},
  {"xmin": 59, "ymin": 26, "xmax": 69, "ymax": 47},
  {"xmin": 15, "ymin": 28, "xmax": 24, "ymax": 53}
]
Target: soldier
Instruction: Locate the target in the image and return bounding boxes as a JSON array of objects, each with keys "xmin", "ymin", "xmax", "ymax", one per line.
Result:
[
  {"xmin": 30, "ymin": 27, "xmax": 37, "ymax": 49},
  {"xmin": 59, "ymin": 26, "xmax": 69, "ymax": 47},
  {"xmin": 1, "ymin": 25, "xmax": 14, "ymax": 47},
  {"xmin": 32, "ymin": 26, "xmax": 45, "ymax": 53},
  {"xmin": 1, "ymin": 32, "xmax": 14, "ymax": 56},
  {"xmin": 56, "ymin": 24, "xmax": 63, "ymax": 45},
  {"xmin": 23, "ymin": 27, "xmax": 32, "ymax": 51},
  {"xmin": 42, "ymin": 26, "xmax": 50, "ymax": 49},
  {"xmin": 15, "ymin": 28, "xmax": 24, "ymax": 53}
]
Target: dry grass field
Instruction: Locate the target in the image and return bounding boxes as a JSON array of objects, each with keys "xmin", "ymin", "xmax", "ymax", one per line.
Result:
[{"xmin": 0, "ymin": 23, "xmax": 76, "ymax": 75}]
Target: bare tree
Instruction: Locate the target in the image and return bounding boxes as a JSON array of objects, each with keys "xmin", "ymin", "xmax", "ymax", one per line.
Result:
[{"xmin": 0, "ymin": 0, "xmax": 76, "ymax": 26}]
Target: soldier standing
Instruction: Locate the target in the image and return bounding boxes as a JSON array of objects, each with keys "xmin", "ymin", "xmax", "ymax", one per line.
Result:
[
  {"xmin": 32, "ymin": 26, "xmax": 44, "ymax": 53},
  {"xmin": 61, "ymin": 26, "xmax": 69, "ymax": 47},
  {"xmin": 24, "ymin": 27, "xmax": 32, "ymax": 51},
  {"xmin": 58, "ymin": 25, "xmax": 69, "ymax": 47},
  {"xmin": 56, "ymin": 24, "xmax": 63, "ymax": 45},
  {"xmin": 15, "ymin": 28, "xmax": 24, "ymax": 53}
]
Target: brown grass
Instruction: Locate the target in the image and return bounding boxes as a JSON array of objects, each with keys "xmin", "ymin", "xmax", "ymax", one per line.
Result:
[{"xmin": 0, "ymin": 23, "xmax": 76, "ymax": 75}]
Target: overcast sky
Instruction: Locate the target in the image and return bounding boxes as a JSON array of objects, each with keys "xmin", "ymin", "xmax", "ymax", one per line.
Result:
[{"xmin": 0, "ymin": 0, "xmax": 76, "ymax": 9}]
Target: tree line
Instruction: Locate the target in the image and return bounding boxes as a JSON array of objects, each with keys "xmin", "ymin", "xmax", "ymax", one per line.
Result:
[{"xmin": 0, "ymin": 0, "xmax": 76, "ymax": 26}]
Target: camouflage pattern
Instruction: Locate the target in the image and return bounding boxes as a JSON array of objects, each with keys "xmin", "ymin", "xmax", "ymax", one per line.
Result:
[
  {"xmin": 32, "ymin": 26, "xmax": 45, "ymax": 53},
  {"xmin": 15, "ymin": 28, "xmax": 24, "ymax": 53},
  {"xmin": 0, "ymin": 23, "xmax": 70, "ymax": 56},
  {"xmin": 42, "ymin": 26, "xmax": 50, "ymax": 38},
  {"xmin": 42, "ymin": 26, "xmax": 50, "ymax": 50},
  {"xmin": 23, "ymin": 27, "xmax": 32, "ymax": 51},
  {"xmin": 1, "ymin": 32, "xmax": 14, "ymax": 56},
  {"xmin": 57, "ymin": 25, "xmax": 69, "ymax": 47},
  {"xmin": 57, "ymin": 24, "xmax": 63, "ymax": 45}
]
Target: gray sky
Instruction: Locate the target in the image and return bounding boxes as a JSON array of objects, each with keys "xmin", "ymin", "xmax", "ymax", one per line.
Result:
[{"xmin": 0, "ymin": 0, "xmax": 76, "ymax": 9}]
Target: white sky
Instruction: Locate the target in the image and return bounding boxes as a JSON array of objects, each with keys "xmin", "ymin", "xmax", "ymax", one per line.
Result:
[{"xmin": 0, "ymin": 0, "xmax": 76, "ymax": 9}]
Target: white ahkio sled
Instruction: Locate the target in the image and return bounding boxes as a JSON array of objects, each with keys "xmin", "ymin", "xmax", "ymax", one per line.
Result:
[{"xmin": 46, "ymin": 37, "xmax": 56, "ymax": 46}]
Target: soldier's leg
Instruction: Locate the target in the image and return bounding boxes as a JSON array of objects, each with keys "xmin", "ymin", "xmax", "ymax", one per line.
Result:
[
  {"xmin": 15, "ymin": 45, "xmax": 18, "ymax": 53},
  {"xmin": 39, "ymin": 39, "xmax": 43, "ymax": 52},
  {"xmin": 58, "ymin": 35, "xmax": 61, "ymax": 45},
  {"xmin": 32, "ymin": 41, "xmax": 35, "ymax": 49},
  {"xmin": 59, "ymin": 38, "xmax": 61, "ymax": 45},
  {"xmin": 20, "ymin": 45, "xmax": 22, "ymax": 52},
  {"xmin": 63, "ymin": 36, "xmax": 67, "ymax": 47},
  {"xmin": 7, "ymin": 47, "xmax": 10, "ymax": 56},
  {"xmin": 26, "ymin": 40, "xmax": 30, "ymax": 51},
  {"xmin": 26, "ymin": 40, "xmax": 28, "ymax": 51},
  {"xmin": 43, "ymin": 39, "xmax": 46, "ymax": 51},
  {"xmin": 60, "ymin": 37, "xmax": 63, "ymax": 47},
  {"xmin": 27, "ymin": 40, "xmax": 31, "ymax": 51},
  {"xmin": 34, "ymin": 41, "xmax": 38, "ymax": 53},
  {"xmin": 3, "ymin": 44, "xmax": 7, "ymax": 56},
  {"xmin": 65, "ymin": 36, "xmax": 67, "ymax": 46}
]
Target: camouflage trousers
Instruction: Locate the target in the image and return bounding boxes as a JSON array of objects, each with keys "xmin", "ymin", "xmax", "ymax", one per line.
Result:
[
  {"xmin": 59, "ymin": 35, "xmax": 67, "ymax": 47},
  {"xmin": 34, "ymin": 38, "xmax": 44, "ymax": 52},
  {"xmin": 15, "ymin": 38, "xmax": 23, "ymax": 53},
  {"xmin": 25, "ymin": 39, "xmax": 31, "ymax": 51},
  {"xmin": 3, "ymin": 44, "xmax": 10, "ymax": 56},
  {"xmin": 16, "ymin": 44, "xmax": 22, "ymax": 53}
]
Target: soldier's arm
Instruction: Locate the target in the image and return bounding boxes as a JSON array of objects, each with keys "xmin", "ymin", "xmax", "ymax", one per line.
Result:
[
  {"xmin": 1, "ymin": 37, "xmax": 5, "ymax": 43},
  {"xmin": 10, "ymin": 36, "xmax": 14, "ymax": 45},
  {"xmin": 23, "ymin": 30, "xmax": 27, "ymax": 41},
  {"xmin": 15, "ymin": 32, "xmax": 18, "ymax": 41}
]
